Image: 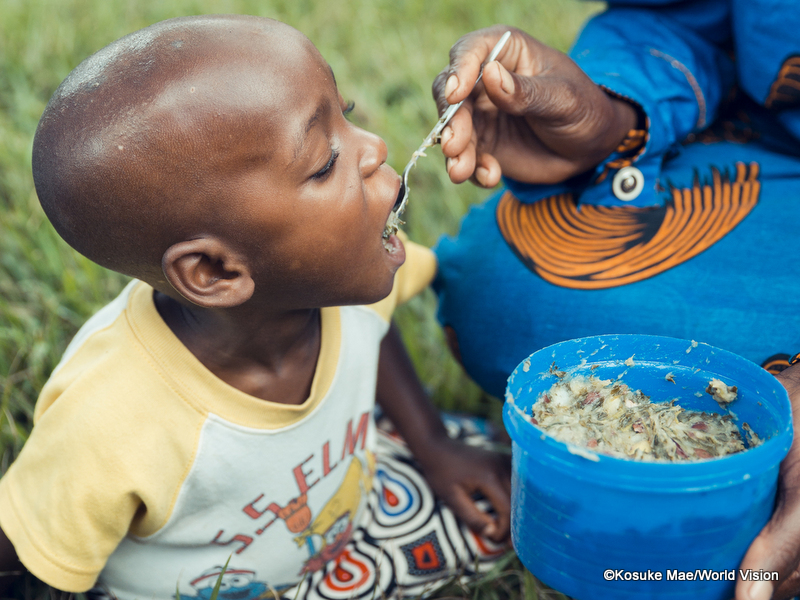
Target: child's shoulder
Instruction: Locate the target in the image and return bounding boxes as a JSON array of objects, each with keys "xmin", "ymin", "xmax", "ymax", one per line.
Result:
[
  {"xmin": 363, "ymin": 234, "xmax": 436, "ymax": 321},
  {"xmin": 37, "ymin": 280, "xmax": 200, "ymax": 425}
]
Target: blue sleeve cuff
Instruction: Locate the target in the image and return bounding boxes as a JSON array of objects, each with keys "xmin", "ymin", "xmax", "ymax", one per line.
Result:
[{"xmin": 557, "ymin": 5, "xmax": 735, "ymax": 207}]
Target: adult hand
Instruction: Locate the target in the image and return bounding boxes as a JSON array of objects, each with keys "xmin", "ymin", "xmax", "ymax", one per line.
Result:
[
  {"xmin": 416, "ymin": 435, "xmax": 511, "ymax": 543},
  {"xmin": 432, "ymin": 25, "xmax": 637, "ymax": 187},
  {"xmin": 736, "ymin": 363, "xmax": 800, "ymax": 600}
]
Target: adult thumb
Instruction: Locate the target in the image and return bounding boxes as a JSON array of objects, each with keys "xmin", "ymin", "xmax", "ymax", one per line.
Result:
[
  {"xmin": 735, "ymin": 500, "xmax": 800, "ymax": 600},
  {"xmin": 481, "ymin": 60, "xmax": 569, "ymax": 122}
]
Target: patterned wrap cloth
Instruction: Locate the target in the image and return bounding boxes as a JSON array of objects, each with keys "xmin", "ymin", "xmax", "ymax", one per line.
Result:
[{"xmin": 434, "ymin": 0, "xmax": 800, "ymax": 398}]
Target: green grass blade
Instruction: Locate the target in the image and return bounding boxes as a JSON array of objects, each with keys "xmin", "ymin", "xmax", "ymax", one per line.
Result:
[{"xmin": 208, "ymin": 555, "xmax": 232, "ymax": 600}]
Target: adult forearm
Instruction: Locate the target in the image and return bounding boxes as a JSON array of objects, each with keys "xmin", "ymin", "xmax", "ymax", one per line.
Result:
[{"xmin": 570, "ymin": 5, "xmax": 734, "ymax": 157}]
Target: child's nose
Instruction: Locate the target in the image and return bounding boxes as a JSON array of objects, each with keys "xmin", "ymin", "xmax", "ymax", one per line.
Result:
[{"xmin": 358, "ymin": 128, "xmax": 388, "ymax": 178}]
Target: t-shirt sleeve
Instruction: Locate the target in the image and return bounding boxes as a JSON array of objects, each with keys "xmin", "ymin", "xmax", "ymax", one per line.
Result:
[
  {"xmin": 367, "ymin": 231, "xmax": 437, "ymax": 322},
  {"xmin": 0, "ymin": 387, "xmax": 141, "ymax": 591},
  {"xmin": 0, "ymin": 328, "xmax": 202, "ymax": 592}
]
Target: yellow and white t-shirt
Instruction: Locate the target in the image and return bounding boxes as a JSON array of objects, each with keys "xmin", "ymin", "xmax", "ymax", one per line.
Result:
[{"xmin": 0, "ymin": 240, "xmax": 435, "ymax": 598}]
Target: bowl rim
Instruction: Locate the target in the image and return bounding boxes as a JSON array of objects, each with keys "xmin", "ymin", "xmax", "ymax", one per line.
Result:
[{"xmin": 504, "ymin": 334, "xmax": 793, "ymax": 488}]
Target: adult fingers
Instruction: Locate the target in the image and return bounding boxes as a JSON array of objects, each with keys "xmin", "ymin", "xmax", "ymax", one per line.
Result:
[
  {"xmin": 481, "ymin": 59, "xmax": 584, "ymax": 124},
  {"xmin": 446, "ymin": 141, "xmax": 477, "ymax": 184},
  {"xmin": 432, "ymin": 69, "xmax": 454, "ymax": 116},
  {"xmin": 738, "ymin": 364, "xmax": 800, "ymax": 600},
  {"xmin": 443, "ymin": 102, "xmax": 504, "ymax": 187},
  {"xmin": 445, "ymin": 107, "xmax": 478, "ymax": 184},
  {"xmin": 473, "ymin": 152, "xmax": 502, "ymax": 188},
  {"xmin": 433, "ymin": 25, "xmax": 516, "ymax": 110},
  {"xmin": 440, "ymin": 103, "xmax": 475, "ymax": 160},
  {"xmin": 735, "ymin": 497, "xmax": 800, "ymax": 600}
]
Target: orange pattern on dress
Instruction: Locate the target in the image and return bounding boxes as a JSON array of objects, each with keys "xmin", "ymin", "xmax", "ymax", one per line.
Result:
[
  {"xmin": 765, "ymin": 55, "xmax": 800, "ymax": 110},
  {"xmin": 496, "ymin": 162, "xmax": 760, "ymax": 289}
]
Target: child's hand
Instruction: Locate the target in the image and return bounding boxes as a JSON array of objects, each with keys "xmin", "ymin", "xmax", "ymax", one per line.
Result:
[
  {"xmin": 375, "ymin": 324, "xmax": 511, "ymax": 543},
  {"xmin": 432, "ymin": 26, "xmax": 637, "ymax": 188},
  {"xmin": 415, "ymin": 435, "xmax": 511, "ymax": 543}
]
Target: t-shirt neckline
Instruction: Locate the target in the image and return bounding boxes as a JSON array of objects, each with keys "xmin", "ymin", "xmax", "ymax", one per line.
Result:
[{"xmin": 125, "ymin": 282, "xmax": 342, "ymax": 429}]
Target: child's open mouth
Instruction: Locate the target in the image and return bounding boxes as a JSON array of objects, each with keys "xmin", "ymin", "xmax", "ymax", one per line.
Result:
[
  {"xmin": 382, "ymin": 211, "xmax": 404, "ymax": 251},
  {"xmin": 382, "ymin": 176, "xmax": 405, "ymax": 251}
]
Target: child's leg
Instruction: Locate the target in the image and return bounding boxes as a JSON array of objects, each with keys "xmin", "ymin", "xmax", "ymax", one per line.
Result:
[{"xmin": 288, "ymin": 420, "xmax": 509, "ymax": 600}]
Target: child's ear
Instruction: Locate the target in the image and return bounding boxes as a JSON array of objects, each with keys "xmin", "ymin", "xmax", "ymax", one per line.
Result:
[{"xmin": 161, "ymin": 238, "xmax": 254, "ymax": 308}]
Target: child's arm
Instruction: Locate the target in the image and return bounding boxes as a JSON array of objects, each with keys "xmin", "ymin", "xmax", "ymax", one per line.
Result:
[{"xmin": 376, "ymin": 323, "xmax": 511, "ymax": 542}]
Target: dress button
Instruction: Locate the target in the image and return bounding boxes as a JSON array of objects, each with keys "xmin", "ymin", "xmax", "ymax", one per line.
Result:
[{"xmin": 612, "ymin": 166, "xmax": 644, "ymax": 201}]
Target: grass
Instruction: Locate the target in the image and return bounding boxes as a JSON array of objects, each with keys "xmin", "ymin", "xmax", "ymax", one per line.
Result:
[
  {"xmin": 431, "ymin": 551, "xmax": 571, "ymax": 600},
  {"xmin": 0, "ymin": 0, "xmax": 602, "ymax": 597}
]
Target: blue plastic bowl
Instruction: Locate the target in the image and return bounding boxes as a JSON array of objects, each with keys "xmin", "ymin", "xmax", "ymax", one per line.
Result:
[{"xmin": 503, "ymin": 334, "xmax": 792, "ymax": 600}]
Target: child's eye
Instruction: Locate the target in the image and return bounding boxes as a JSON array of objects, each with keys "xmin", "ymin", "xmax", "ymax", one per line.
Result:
[{"xmin": 310, "ymin": 148, "xmax": 340, "ymax": 180}]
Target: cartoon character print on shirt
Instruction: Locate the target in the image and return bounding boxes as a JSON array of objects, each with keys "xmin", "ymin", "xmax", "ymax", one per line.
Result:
[
  {"xmin": 177, "ymin": 566, "xmax": 268, "ymax": 600},
  {"xmin": 180, "ymin": 413, "xmax": 375, "ymax": 598},
  {"xmin": 296, "ymin": 452, "xmax": 375, "ymax": 574},
  {"xmin": 177, "ymin": 455, "xmax": 374, "ymax": 600}
]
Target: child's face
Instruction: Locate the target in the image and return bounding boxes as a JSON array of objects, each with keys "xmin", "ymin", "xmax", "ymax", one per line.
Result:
[{"xmin": 170, "ymin": 22, "xmax": 405, "ymax": 309}]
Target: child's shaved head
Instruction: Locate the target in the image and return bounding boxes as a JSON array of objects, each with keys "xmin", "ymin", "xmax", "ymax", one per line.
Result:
[
  {"xmin": 34, "ymin": 14, "xmax": 403, "ymax": 310},
  {"xmin": 33, "ymin": 15, "xmax": 311, "ymax": 283}
]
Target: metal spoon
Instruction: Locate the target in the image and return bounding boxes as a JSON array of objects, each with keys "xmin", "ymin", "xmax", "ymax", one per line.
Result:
[{"xmin": 390, "ymin": 31, "xmax": 512, "ymax": 219}]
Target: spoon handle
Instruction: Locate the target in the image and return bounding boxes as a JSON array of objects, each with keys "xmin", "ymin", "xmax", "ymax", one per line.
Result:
[
  {"xmin": 427, "ymin": 30, "xmax": 512, "ymax": 143},
  {"xmin": 391, "ymin": 31, "xmax": 512, "ymax": 217}
]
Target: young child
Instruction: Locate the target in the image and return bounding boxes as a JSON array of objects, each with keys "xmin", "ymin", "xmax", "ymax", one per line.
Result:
[{"xmin": 0, "ymin": 15, "xmax": 510, "ymax": 600}]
